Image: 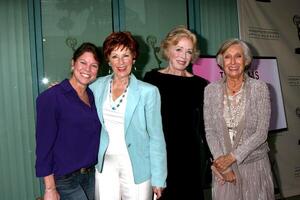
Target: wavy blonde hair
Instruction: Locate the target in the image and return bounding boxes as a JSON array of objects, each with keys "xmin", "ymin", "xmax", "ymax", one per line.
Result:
[{"xmin": 160, "ymin": 25, "xmax": 200, "ymax": 63}]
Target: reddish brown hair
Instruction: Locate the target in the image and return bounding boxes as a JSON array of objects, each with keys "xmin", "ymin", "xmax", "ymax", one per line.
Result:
[{"xmin": 103, "ymin": 31, "xmax": 138, "ymax": 61}]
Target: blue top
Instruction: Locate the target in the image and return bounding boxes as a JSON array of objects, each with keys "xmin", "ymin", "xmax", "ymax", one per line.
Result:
[{"xmin": 35, "ymin": 79, "xmax": 101, "ymax": 177}]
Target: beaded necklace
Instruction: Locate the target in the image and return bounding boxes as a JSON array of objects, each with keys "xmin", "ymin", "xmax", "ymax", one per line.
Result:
[
  {"xmin": 226, "ymin": 84, "xmax": 245, "ymax": 126},
  {"xmin": 224, "ymin": 82, "xmax": 245, "ymax": 143},
  {"xmin": 109, "ymin": 78, "xmax": 129, "ymax": 110}
]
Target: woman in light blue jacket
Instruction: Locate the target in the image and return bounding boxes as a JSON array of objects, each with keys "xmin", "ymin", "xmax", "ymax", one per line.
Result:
[{"xmin": 90, "ymin": 31, "xmax": 167, "ymax": 200}]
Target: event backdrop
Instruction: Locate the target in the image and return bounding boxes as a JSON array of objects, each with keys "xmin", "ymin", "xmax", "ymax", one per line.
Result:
[{"xmin": 237, "ymin": 0, "xmax": 300, "ymax": 197}]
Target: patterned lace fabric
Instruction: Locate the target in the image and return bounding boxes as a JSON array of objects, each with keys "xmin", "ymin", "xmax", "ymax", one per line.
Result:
[{"xmin": 223, "ymin": 87, "xmax": 246, "ymax": 145}]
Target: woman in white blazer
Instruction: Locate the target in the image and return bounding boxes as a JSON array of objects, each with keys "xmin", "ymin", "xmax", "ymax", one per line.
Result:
[{"xmin": 89, "ymin": 31, "xmax": 167, "ymax": 200}]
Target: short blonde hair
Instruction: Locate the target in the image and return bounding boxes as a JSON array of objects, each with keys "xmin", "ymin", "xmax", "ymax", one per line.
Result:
[
  {"xmin": 216, "ymin": 38, "xmax": 252, "ymax": 70},
  {"xmin": 160, "ymin": 25, "xmax": 200, "ymax": 63}
]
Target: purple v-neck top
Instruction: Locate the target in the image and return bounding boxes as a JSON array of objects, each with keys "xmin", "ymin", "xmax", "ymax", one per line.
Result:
[{"xmin": 35, "ymin": 79, "xmax": 101, "ymax": 177}]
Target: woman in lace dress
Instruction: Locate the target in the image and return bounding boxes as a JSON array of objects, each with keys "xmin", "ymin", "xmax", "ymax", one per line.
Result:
[{"xmin": 204, "ymin": 38, "xmax": 274, "ymax": 200}]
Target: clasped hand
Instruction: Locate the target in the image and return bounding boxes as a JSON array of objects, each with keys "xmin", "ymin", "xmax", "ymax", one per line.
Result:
[
  {"xmin": 212, "ymin": 153, "xmax": 237, "ymax": 185},
  {"xmin": 213, "ymin": 153, "xmax": 236, "ymax": 172}
]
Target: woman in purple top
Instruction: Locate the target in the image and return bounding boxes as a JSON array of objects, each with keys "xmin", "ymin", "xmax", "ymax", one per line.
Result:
[{"xmin": 35, "ymin": 42, "xmax": 101, "ymax": 200}]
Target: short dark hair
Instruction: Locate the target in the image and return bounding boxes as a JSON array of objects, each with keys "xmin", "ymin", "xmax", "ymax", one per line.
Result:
[
  {"xmin": 72, "ymin": 42, "xmax": 101, "ymax": 64},
  {"xmin": 103, "ymin": 31, "xmax": 138, "ymax": 61}
]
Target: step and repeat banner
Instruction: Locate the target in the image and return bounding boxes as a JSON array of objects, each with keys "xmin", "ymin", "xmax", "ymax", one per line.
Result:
[{"xmin": 237, "ymin": 0, "xmax": 300, "ymax": 197}]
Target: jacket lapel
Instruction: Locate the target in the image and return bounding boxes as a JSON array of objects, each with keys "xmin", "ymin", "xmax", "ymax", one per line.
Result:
[
  {"xmin": 124, "ymin": 74, "xmax": 140, "ymax": 134},
  {"xmin": 232, "ymin": 75, "xmax": 250, "ymax": 148},
  {"xmin": 95, "ymin": 75, "xmax": 112, "ymax": 126}
]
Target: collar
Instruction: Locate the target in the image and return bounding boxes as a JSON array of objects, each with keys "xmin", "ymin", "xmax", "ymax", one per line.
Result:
[
  {"xmin": 60, "ymin": 79, "xmax": 93, "ymax": 98},
  {"xmin": 60, "ymin": 79, "xmax": 74, "ymax": 93}
]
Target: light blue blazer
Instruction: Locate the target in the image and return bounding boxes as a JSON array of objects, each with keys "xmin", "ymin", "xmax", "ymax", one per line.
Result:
[{"xmin": 89, "ymin": 74, "xmax": 167, "ymax": 187}]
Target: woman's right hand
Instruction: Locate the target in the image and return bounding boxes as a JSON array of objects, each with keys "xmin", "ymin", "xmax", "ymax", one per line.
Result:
[
  {"xmin": 43, "ymin": 174, "xmax": 59, "ymax": 200},
  {"xmin": 44, "ymin": 188, "xmax": 60, "ymax": 200}
]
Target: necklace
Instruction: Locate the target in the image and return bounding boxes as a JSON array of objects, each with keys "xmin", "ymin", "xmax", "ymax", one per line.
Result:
[
  {"xmin": 109, "ymin": 78, "xmax": 129, "ymax": 110},
  {"xmin": 227, "ymin": 79, "xmax": 244, "ymax": 95},
  {"xmin": 224, "ymin": 82, "xmax": 245, "ymax": 143},
  {"xmin": 225, "ymin": 83, "xmax": 245, "ymax": 127}
]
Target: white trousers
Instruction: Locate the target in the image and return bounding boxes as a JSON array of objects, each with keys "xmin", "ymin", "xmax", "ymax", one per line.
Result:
[{"xmin": 95, "ymin": 154, "xmax": 152, "ymax": 200}]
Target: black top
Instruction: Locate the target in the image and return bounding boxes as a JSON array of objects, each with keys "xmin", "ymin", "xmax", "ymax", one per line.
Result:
[{"xmin": 144, "ymin": 69, "xmax": 209, "ymax": 199}]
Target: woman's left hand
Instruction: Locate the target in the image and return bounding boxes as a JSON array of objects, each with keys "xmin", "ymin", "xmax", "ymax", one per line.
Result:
[
  {"xmin": 214, "ymin": 153, "xmax": 236, "ymax": 172},
  {"xmin": 152, "ymin": 186, "xmax": 164, "ymax": 199},
  {"xmin": 222, "ymin": 170, "xmax": 236, "ymax": 185}
]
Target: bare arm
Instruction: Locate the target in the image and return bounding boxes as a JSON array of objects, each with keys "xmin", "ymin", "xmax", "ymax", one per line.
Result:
[{"xmin": 43, "ymin": 174, "xmax": 60, "ymax": 200}]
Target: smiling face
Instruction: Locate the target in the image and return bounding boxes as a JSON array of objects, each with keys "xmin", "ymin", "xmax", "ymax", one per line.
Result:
[
  {"xmin": 222, "ymin": 44, "xmax": 246, "ymax": 80},
  {"xmin": 71, "ymin": 51, "xmax": 99, "ymax": 86},
  {"xmin": 167, "ymin": 37, "xmax": 193, "ymax": 71},
  {"xmin": 108, "ymin": 46, "xmax": 133, "ymax": 80}
]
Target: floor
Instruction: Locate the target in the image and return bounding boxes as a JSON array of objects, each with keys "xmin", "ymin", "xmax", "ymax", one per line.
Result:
[
  {"xmin": 286, "ymin": 196, "xmax": 300, "ymax": 200},
  {"xmin": 203, "ymin": 189, "xmax": 300, "ymax": 200}
]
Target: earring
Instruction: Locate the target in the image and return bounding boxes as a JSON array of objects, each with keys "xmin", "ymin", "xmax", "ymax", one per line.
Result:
[
  {"xmin": 107, "ymin": 63, "xmax": 112, "ymax": 74},
  {"xmin": 133, "ymin": 60, "xmax": 137, "ymax": 71}
]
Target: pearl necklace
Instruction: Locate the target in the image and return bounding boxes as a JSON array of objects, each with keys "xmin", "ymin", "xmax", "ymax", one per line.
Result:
[
  {"xmin": 109, "ymin": 78, "xmax": 129, "ymax": 110},
  {"xmin": 224, "ymin": 82, "xmax": 245, "ymax": 143},
  {"xmin": 225, "ymin": 82, "xmax": 245, "ymax": 126}
]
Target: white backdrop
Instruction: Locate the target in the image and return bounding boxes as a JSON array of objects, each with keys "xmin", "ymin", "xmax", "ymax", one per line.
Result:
[{"xmin": 238, "ymin": 0, "xmax": 300, "ymax": 197}]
